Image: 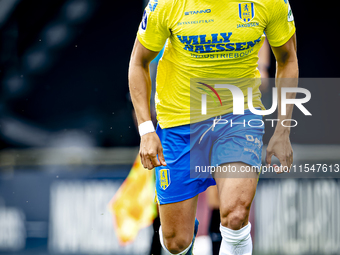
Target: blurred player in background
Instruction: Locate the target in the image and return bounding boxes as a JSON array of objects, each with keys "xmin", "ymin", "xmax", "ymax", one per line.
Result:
[{"xmin": 129, "ymin": 0, "xmax": 298, "ymax": 254}]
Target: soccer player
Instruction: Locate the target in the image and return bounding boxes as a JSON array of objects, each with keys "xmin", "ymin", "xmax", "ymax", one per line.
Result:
[{"xmin": 129, "ymin": 0, "xmax": 298, "ymax": 254}]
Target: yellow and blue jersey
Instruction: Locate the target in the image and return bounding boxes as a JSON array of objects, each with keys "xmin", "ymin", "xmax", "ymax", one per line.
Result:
[{"xmin": 137, "ymin": 0, "xmax": 296, "ymax": 129}]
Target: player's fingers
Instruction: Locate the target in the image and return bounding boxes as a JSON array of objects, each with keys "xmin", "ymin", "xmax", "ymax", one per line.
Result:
[
  {"xmin": 158, "ymin": 147, "xmax": 167, "ymax": 166},
  {"xmin": 144, "ymin": 154, "xmax": 154, "ymax": 170},
  {"xmin": 148, "ymin": 158, "xmax": 155, "ymax": 170},
  {"xmin": 286, "ymin": 158, "xmax": 292, "ymax": 172},
  {"xmin": 265, "ymin": 149, "xmax": 273, "ymax": 167},
  {"xmin": 140, "ymin": 151, "xmax": 148, "ymax": 169},
  {"xmin": 149, "ymin": 152, "xmax": 161, "ymax": 168},
  {"xmin": 284, "ymin": 151, "xmax": 293, "ymax": 172},
  {"xmin": 288, "ymin": 151, "xmax": 293, "ymax": 170},
  {"xmin": 140, "ymin": 150, "xmax": 153, "ymax": 169},
  {"xmin": 276, "ymin": 157, "xmax": 289, "ymax": 174}
]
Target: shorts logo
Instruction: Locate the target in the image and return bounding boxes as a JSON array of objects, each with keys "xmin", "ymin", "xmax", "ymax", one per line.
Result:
[
  {"xmin": 160, "ymin": 169, "xmax": 170, "ymax": 190},
  {"xmin": 141, "ymin": 10, "xmax": 148, "ymax": 30},
  {"xmin": 239, "ymin": 3, "xmax": 255, "ymax": 23}
]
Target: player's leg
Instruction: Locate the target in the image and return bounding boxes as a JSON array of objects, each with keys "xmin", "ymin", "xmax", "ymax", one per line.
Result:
[
  {"xmin": 158, "ymin": 196, "xmax": 198, "ymax": 254},
  {"xmin": 206, "ymin": 110, "xmax": 264, "ymax": 255},
  {"xmin": 215, "ymin": 165, "xmax": 258, "ymax": 255},
  {"xmin": 155, "ymin": 123, "xmax": 212, "ymax": 254}
]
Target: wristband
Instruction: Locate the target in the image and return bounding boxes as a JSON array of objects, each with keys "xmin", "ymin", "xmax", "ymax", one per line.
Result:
[{"xmin": 138, "ymin": 121, "xmax": 155, "ymax": 136}]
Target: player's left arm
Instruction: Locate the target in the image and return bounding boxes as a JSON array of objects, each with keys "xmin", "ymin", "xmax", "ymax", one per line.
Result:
[
  {"xmin": 265, "ymin": 33, "xmax": 298, "ymax": 173},
  {"xmin": 258, "ymin": 38, "xmax": 271, "ymax": 92}
]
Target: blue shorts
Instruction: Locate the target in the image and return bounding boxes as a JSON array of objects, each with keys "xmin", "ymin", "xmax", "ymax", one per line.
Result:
[{"xmin": 155, "ymin": 110, "xmax": 264, "ymax": 205}]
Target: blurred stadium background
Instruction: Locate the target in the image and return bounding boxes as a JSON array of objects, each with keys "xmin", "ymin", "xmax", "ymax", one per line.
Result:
[{"xmin": 0, "ymin": 0, "xmax": 339, "ymax": 254}]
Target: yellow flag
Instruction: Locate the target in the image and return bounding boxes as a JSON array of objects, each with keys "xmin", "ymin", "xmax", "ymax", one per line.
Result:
[{"xmin": 109, "ymin": 154, "xmax": 157, "ymax": 245}]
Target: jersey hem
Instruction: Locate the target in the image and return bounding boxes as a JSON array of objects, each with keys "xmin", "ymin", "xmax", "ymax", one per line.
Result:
[
  {"xmin": 157, "ymin": 182, "xmax": 213, "ymax": 205},
  {"xmin": 157, "ymin": 103, "xmax": 265, "ymax": 129}
]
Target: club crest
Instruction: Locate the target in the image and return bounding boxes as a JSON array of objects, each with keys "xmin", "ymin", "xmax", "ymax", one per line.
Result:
[
  {"xmin": 159, "ymin": 169, "xmax": 171, "ymax": 190},
  {"xmin": 239, "ymin": 3, "xmax": 255, "ymax": 23}
]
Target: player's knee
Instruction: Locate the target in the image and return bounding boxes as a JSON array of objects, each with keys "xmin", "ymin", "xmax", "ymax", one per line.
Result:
[
  {"xmin": 220, "ymin": 206, "xmax": 249, "ymax": 230},
  {"xmin": 163, "ymin": 233, "xmax": 192, "ymax": 254}
]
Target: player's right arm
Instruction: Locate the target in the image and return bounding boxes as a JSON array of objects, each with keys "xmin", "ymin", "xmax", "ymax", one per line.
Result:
[
  {"xmin": 129, "ymin": 38, "xmax": 166, "ymax": 170},
  {"xmin": 129, "ymin": 1, "xmax": 171, "ymax": 170}
]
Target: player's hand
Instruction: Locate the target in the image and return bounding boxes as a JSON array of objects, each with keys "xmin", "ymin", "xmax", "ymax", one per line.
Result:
[
  {"xmin": 265, "ymin": 131, "xmax": 293, "ymax": 174},
  {"xmin": 140, "ymin": 132, "xmax": 167, "ymax": 170}
]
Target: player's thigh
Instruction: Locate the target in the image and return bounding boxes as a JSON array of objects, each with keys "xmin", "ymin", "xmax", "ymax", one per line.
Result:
[
  {"xmin": 215, "ymin": 162, "xmax": 258, "ymax": 227},
  {"xmin": 159, "ymin": 195, "xmax": 198, "ymax": 242}
]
